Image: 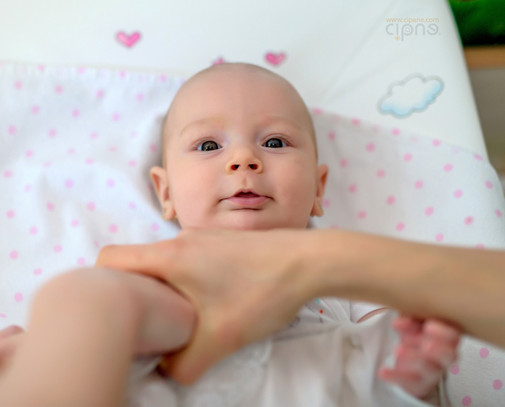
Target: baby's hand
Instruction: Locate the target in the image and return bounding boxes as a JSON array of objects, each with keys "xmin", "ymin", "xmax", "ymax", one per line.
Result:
[
  {"xmin": 379, "ymin": 315, "xmax": 460, "ymax": 400},
  {"xmin": 0, "ymin": 325, "xmax": 24, "ymax": 372}
]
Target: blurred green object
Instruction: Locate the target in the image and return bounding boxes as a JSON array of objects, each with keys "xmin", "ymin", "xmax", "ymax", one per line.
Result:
[{"xmin": 449, "ymin": 0, "xmax": 505, "ymax": 45}]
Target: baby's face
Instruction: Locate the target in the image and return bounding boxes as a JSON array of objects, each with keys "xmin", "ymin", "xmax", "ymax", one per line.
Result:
[{"xmin": 151, "ymin": 65, "xmax": 327, "ymax": 230}]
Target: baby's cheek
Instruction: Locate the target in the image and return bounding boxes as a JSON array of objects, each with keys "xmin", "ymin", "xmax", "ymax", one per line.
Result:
[
  {"xmin": 281, "ymin": 183, "xmax": 316, "ymax": 222},
  {"xmin": 289, "ymin": 167, "xmax": 318, "ymax": 201}
]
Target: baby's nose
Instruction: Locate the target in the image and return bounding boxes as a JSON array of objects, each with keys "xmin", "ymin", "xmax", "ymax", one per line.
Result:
[
  {"xmin": 226, "ymin": 150, "xmax": 263, "ymax": 173},
  {"xmin": 229, "ymin": 162, "xmax": 260, "ymax": 171}
]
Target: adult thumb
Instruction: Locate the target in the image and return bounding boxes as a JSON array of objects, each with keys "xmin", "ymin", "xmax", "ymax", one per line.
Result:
[{"xmin": 158, "ymin": 332, "xmax": 232, "ymax": 385}]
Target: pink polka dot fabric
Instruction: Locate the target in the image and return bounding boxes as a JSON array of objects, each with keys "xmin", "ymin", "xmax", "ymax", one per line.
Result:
[
  {"xmin": 446, "ymin": 338, "xmax": 505, "ymax": 407},
  {"xmin": 0, "ymin": 63, "xmax": 183, "ymax": 325},
  {"xmin": 310, "ymin": 112, "xmax": 505, "ymax": 406},
  {"xmin": 1, "ymin": 63, "xmax": 505, "ymax": 406},
  {"xmin": 311, "ymin": 112, "xmax": 505, "ymax": 251}
]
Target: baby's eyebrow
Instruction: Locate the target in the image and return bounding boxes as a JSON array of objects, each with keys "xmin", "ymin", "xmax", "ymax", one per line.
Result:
[
  {"xmin": 179, "ymin": 117, "xmax": 224, "ymax": 138},
  {"xmin": 258, "ymin": 116, "xmax": 304, "ymax": 132},
  {"xmin": 178, "ymin": 115, "xmax": 304, "ymax": 140}
]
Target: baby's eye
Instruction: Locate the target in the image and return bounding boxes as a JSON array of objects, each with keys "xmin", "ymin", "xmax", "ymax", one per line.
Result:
[
  {"xmin": 197, "ymin": 140, "xmax": 221, "ymax": 151},
  {"xmin": 264, "ymin": 137, "xmax": 287, "ymax": 148}
]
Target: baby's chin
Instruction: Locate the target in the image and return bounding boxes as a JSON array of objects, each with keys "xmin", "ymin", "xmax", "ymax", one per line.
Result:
[{"xmin": 181, "ymin": 214, "xmax": 309, "ymax": 231}]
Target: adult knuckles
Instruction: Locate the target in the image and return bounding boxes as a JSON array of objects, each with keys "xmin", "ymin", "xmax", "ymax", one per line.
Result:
[
  {"xmin": 97, "ymin": 244, "xmax": 153, "ymax": 272},
  {"xmin": 212, "ymin": 315, "xmax": 246, "ymax": 352},
  {"xmin": 155, "ymin": 237, "xmax": 191, "ymax": 264},
  {"xmin": 95, "ymin": 244, "xmax": 117, "ymax": 267}
]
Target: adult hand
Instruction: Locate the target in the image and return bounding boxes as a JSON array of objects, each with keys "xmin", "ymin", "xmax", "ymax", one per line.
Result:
[{"xmin": 96, "ymin": 229, "xmax": 317, "ymax": 384}]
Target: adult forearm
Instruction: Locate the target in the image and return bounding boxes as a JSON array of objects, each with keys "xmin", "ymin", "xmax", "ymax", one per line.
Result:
[
  {"xmin": 93, "ymin": 229, "xmax": 505, "ymax": 382},
  {"xmin": 309, "ymin": 229, "xmax": 505, "ymax": 347}
]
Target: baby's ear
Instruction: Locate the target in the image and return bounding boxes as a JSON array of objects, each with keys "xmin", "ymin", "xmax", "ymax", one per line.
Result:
[
  {"xmin": 310, "ymin": 164, "xmax": 329, "ymax": 217},
  {"xmin": 150, "ymin": 166, "xmax": 176, "ymax": 220}
]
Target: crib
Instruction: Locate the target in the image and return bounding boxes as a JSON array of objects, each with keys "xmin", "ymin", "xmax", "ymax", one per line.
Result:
[{"xmin": 1, "ymin": 0, "xmax": 505, "ymax": 405}]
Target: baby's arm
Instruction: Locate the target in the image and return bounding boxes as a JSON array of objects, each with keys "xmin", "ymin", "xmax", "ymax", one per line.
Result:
[
  {"xmin": 0, "ymin": 268, "xmax": 196, "ymax": 407},
  {"xmin": 379, "ymin": 315, "xmax": 460, "ymax": 404}
]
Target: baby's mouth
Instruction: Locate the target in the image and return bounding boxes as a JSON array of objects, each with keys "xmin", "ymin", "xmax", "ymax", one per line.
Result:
[
  {"xmin": 226, "ymin": 190, "xmax": 269, "ymax": 207},
  {"xmin": 234, "ymin": 191, "xmax": 260, "ymax": 198}
]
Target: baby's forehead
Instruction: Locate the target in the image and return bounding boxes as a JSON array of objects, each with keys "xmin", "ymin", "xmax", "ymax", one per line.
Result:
[
  {"xmin": 189, "ymin": 63, "xmax": 287, "ymax": 85},
  {"xmin": 161, "ymin": 63, "xmax": 316, "ymax": 160},
  {"xmin": 176, "ymin": 65, "xmax": 291, "ymax": 106},
  {"xmin": 167, "ymin": 65, "xmax": 306, "ymax": 127}
]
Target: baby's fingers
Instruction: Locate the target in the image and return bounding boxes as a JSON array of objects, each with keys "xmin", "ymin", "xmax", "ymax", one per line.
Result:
[
  {"xmin": 421, "ymin": 319, "xmax": 460, "ymax": 369},
  {"xmin": 380, "ymin": 346, "xmax": 443, "ymax": 398},
  {"xmin": 379, "ymin": 366, "xmax": 422, "ymax": 385},
  {"xmin": 424, "ymin": 319, "xmax": 461, "ymax": 345},
  {"xmin": 393, "ymin": 316, "xmax": 423, "ymax": 334},
  {"xmin": 422, "ymin": 338, "xmax": 459, "ymax": 369},
  {"xmin": 392, "ymin": 316, "xmax": 424, "ymax": 348},
  {"xmin": 378, "ymin": 366, "xmax": 432, "ymax": 398}
]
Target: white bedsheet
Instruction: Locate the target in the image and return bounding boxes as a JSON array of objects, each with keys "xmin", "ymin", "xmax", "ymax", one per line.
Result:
[{"xmin": 1, "ymin": 64, "xmax": 504, "ymax": 406}]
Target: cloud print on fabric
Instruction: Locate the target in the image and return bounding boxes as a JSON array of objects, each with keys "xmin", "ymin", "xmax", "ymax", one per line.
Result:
[{"xmin": 378, "ymin": 74, "xmax": 444, "ymax": 118}]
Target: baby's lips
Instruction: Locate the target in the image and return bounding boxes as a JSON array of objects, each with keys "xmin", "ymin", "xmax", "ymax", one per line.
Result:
[{"xmin": 232, "ymin": 188, "xmax": 261, "ymax": 198}]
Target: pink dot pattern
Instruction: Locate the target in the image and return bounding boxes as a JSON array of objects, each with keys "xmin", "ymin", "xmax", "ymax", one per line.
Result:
[
  {"xmin": 310, "ymin": 110, "xmax": 505, "ymax": 406},
  {"xmin": 0, "ymin": 63, "xmax": 183, "ymax": 340},
  {"xmin": 445, "ymin": 338, "xmax": 505, "ymax": 405},
  {"xmin": 1, "ymin": 64, "xmax": 505, "ymax": 406}
]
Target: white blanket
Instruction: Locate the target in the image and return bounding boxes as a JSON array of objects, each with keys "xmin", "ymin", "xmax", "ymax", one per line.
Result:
[{"xmin": 1, "ymin": 63, "xmax": 504, "ymax": 406}]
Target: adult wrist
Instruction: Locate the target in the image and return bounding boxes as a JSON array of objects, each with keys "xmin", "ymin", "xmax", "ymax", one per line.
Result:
[
  {"xmin": 290, "ymin": 229, "xmax": 346, "ymax": 302},
  {"xmin": 299, "ymin": 229, "xmax": 415, "ymax": 304},
  {"xmin": 293, "ymin": 229, "xmax": 350, "ymax": 300}
]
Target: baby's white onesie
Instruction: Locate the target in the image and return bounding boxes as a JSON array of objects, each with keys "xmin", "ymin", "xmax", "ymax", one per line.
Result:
[{"xmin": 125, "ymin": 300, "xmax": 435, "ymax": 407}]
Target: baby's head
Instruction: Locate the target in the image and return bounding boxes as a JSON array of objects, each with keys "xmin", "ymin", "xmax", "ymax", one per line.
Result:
[{"xmin": 151, "ymin": 62, "xmax": 328, "ymax": 230}]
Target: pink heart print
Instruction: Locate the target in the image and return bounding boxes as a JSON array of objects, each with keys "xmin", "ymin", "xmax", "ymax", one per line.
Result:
[
  {"xmin": 116, "ymin": 31, "xmax": 142, "ymax": 48},
  {"xmin": 265, "ymin": 52, "xmax": 286, "ymax": 66},
  {"xmin": 212, "ymin": 57, "xmax": 226, "ymax": 65}
]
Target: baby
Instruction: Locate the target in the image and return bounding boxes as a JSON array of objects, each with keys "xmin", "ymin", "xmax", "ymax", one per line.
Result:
[
  {"xmin": 0, "ymin": 63, "xmax": 458, "ymax": 406},
  {"xmin": 150, "ymin": 62, "xmax": 457, "ymax": 401}
]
